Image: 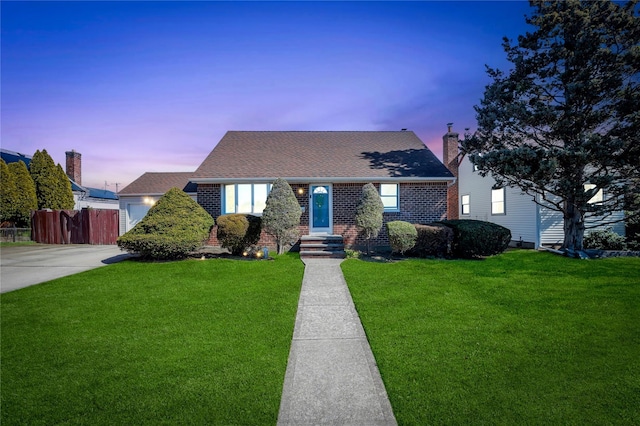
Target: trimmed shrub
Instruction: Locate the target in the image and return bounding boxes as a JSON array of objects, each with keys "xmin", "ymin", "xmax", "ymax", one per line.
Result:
[
  {"xmin": 408, "ymin": 223, "xmax": 454, "ymax": 258},
  {"xmin": 438, "ymin": 219, "xmax": 511, "ymax": 258},
  {"xmin": 217, "ymin": 214, "xmax": 262, "ymax": 255},
  {"xmin": 117, "ymin": 187, "xmax": 214, "ymax": 260},
  {"xmin": 245, "ymin": 214, "xmax": 262, "ymax": 247},
  {"xmin": 584, "ymin": 228, "xmax": 627, "ymax": 250},
  {"xmin": 217, "ymin": 214, "xmax": 249, "ymax": 255},
  {"xmin": 386, "ymin": 221, "xmax": 417, "ymax": 255},
  {"xmin": 262, "ymin": 178, "xmax": 301, "ymax": 254},
  {"xmin": 355, "ymin": 183, "xmax": 384, "ymax": 254}
]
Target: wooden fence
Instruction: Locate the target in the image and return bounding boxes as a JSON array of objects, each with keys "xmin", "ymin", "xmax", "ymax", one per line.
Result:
[{"xmin": 31, "ymin": 209, "xmax": 119, "ymax": 245}]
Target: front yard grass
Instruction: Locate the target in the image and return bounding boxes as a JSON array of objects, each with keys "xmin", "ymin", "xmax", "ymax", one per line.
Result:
[
  {"xmin": 1, "ymin": 254, "xmax": 304, "ymax": 425},
  {"xmin": 342, "ymin": 250, "xmax": 640, "ymax": 425}
]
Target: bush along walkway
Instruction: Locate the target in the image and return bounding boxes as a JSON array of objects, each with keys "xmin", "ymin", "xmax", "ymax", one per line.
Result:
[{"xmin": 277, "ymin": 258, "xmax": 397, "ymax": 425}]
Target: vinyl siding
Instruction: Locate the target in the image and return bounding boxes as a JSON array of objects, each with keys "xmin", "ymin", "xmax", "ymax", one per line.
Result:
[{"xmin": 458, "ymin": 155, "xmax": 538, "ymax": 246}]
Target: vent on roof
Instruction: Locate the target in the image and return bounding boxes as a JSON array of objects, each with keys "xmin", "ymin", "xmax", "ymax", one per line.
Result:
[{"xmin": 401, "ymin": 128, "xmax": 407, "ymax": 131}]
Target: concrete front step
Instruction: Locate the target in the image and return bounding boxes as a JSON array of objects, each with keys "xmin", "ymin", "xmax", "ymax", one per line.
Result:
[
  {"xmin": 301, "ymin": 243, "xmax": 345, "ymax": 250},
  {"xmin": 299, "ymin": 250, "xmax": 347, "ymax": 259},
  {"xmin": 300, "ymin": 235, "xmax": 346, "ymax": 259}
]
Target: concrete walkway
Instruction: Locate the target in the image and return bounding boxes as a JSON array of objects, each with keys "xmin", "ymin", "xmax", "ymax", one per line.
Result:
[{"xmin": 278, "ymin": 258, "xmax": 397, "ymax": 425}]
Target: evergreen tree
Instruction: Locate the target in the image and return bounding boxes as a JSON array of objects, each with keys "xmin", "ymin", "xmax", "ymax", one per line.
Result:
[
  {"xmin": 117, "ymin": 187, "xmax": 214, "ymax": 259},
  {"xmin": 355, "ymin": 183, "xmax": 384, "ymax": 255},
  {"xmin": 56, "ymin": 164, "xmax": 75, "ymax": 209},
  {"xmin": 30, "ymin": 150, "xmax": 58, "ymax": 209},
  {"xmin": 8, "ymin": 161, "xmax": 37, "ymax": 227},
  {"xmin": 30, "ymin": 149, "xmax": 75, "ymax": 210},
  {"xmin": 461, "ymin": 0, "xmax": 639, "ymax": 253},
  {"xmin": 262, "ymin": 178, "xmax": 301, "ymax": 254},
  {"xmin": 0, "ymin": 159, "xmax": 17, "ymax": 224}
]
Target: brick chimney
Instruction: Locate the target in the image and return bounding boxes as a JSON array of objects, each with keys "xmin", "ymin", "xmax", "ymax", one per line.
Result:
[
  {"xmin": 443, "ymin": 124, "xmax": 459, "ymax": 220},
  {"xmin": 65, "ymin": 150, "xmax": 81, "ymax": 185}
]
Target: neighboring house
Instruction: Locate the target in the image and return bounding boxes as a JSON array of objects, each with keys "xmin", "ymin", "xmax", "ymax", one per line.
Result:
[
  {"xmin": 445, "ymin": 128, "xmax": 625, "ymax": 248},
  {"xmin": 1, "ymin": 148, "xmax": 118, "ymax": 211},
  {"xmin": 190, "ymin": 130, "xmax": 455, "ymax": 248},
  {"xmin": 118, "ymin": 172, "xmax": 197, "ymax": 235},
  {"xmin": 64, "ymin": 150, "xmax": 119, "ymax": 210}
]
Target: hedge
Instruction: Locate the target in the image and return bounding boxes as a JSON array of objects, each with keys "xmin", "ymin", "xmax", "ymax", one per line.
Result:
[
  {"xmin": 217, "ymin": 214, "xmax": 262, "ymax": 255},
  {"xmin": 437, "ymin": 219, "xmax": 511, "ymax": 258},
  {"xmin": 386, "ymin": 221, "xmax": 417, "ymax": 255},
  {"xmin": 408, "ymin": 223, "xmax": 454, "ymax": 258}
]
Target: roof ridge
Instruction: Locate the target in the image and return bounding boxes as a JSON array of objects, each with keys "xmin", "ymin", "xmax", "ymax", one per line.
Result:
[{"xmin": 225, "ymin": 130, "xmax": 415, "ymax": 133}]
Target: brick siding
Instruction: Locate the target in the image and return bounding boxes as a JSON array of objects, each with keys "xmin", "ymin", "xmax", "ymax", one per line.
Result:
[{"xmin": 196, "ymin": 181, "xmax": 448, "ymax": 251}]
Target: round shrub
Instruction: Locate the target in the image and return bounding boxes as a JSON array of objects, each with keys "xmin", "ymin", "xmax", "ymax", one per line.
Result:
[
  {"xmin": 117, "ymin": 187, "xmax": 214, "ymax": 260},
  {"xmin": 438, "ymin": 219, "xmax": 511, "ymax": 258},
  {"xmin": 386, "ymin": 220, "xmax": 417, "ymax": 255},
  {"xmin": 217, "ymin": 214, "xmax": 249, "ymax": 255},
  {"xmin": 409, "ymin": 223, "xmax": 454, "ymax": 258},
  {"xmin": 584, "ymin": 228, "xmax": 627, "ymax": 250},
  {"xmin": 217, "ymin": 214, "xmax": 262, "ymax": 255}
]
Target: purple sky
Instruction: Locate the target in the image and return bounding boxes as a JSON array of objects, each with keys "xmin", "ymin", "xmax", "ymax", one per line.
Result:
[{"xmin": 2, "ymin": 1, "xmax": 533, "ymax": 191}]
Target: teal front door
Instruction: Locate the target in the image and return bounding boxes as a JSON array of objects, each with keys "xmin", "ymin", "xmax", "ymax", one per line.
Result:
[{"xmin": 310, "ymin": 185, "xmax": 332, "ymax": 234}]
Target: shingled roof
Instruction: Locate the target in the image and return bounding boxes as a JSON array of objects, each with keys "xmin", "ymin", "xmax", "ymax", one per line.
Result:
[
  {"xmin": 119, "ymin": 172, "xmax": 196, "ymax": 195},
  {"xmin": 192, "ymin": 131, "xmax": 454, "ymax": 183}
]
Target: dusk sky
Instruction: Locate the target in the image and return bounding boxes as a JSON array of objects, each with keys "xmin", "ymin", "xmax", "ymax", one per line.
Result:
[{"xmin": 2, "ymin": 1, "xmax": 534, "ymax": 191}]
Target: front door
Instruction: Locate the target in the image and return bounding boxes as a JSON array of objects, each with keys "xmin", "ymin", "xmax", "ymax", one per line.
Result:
[{"xmin": 310, "ymin": 184, "xmax": 332, "ymax": 234}]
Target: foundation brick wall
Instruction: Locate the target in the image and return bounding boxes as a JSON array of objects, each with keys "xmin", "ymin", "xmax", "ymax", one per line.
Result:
[{"xmin": 196, "ymin": 181, "xmax": 448, "ymax": 251}]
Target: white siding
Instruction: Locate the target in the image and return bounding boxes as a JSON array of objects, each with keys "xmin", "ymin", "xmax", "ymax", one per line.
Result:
[
  {"xmin": 73, "ymin": 191, "xmax": 119, "ymax": 211},
  {"xmin": 458, "ymin": 155, "xmax": 538, "ymax": 246},
  {"xmin": 586, "ymin": 211, "xmax": 626, "ymax": 236},
  {"xmin": 119, "ymin": 196, "xmax": 153, "ymax": 235},
  {"xmin": 458, "ymin": 156, "xmax": 627, "ymax": 248},
  {"xmin": 538, "ymin": 200, "xmax": 565, "ymax": 246}
]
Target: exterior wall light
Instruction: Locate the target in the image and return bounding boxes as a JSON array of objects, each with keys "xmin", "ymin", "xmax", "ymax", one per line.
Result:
[{"xmin": 297, "ymin": 187, "xmax": 305, "ymax": 195}]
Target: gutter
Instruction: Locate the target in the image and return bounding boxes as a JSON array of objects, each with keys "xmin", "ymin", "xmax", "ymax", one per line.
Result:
[{"xmin": 190, "ymin": 176, "xmax": 455, "ymax": 184}]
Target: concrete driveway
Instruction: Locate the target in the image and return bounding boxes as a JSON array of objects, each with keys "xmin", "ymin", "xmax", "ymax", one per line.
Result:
[{"xmin": 0, "ymin": 244, "xmax": 133, "ymax": 293}]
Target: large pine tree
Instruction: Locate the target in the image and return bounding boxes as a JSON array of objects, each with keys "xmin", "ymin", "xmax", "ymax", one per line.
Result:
[{"xmin": 461, "ymin": 0, "xmax": 639, "ymax": 252}]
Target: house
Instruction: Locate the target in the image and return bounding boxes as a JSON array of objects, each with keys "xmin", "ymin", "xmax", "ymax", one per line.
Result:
[
  {"xmin": 64, "ymin": 150, "xmax": 119, "ymax": 210},
  {"xmin": 190, "ymin": 130, "xmax": 455, "ymax": 250},
  {"xmin": 0, "ymin": 148, "xmax": 119, "ymax": 211},
  {"xmin": 445, "ymin": 128, "xmax": 626, "ymax": 248},
  {"xmin": 118, "ymin": 172, "xmax": 196, "ymax": 235}
]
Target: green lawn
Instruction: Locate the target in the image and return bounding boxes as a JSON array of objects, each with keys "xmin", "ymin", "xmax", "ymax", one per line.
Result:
[
  {"xmin": 1, "ymin": 254, "xmax": 304, "ymax": 425},
  {"xmin": 342, "ymin": 250, "xmax": 640, "ymax": 425}
]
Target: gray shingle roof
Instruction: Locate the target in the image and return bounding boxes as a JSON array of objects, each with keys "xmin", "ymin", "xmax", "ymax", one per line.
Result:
[
  {"xmin": 119, "ymin": 172, "xmax": 196, "ymax": 195},
  {"xmin": 192, "ymin": 131, "xmax": 453, "ymax": 182}
]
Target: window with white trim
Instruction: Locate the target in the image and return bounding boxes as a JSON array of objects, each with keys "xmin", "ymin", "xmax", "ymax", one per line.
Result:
[
  {"xmin": 461, "ymin": 194, "xmax": 470, "ymax": 215},
  {"xmin": 380, "ymin": 183, "xmax": 399, "ymax": 212},
  {"xmin": 585, "ymin": 184, "xmax": 604, "ymax": 204},
  {"xmin": 223, "ymin": 183, "xmax": 271, "ymax": 214},
  {"xmin": 491, "ymin": 188, "xmax": 505, "ymax": 215}
]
